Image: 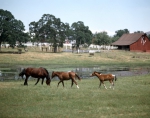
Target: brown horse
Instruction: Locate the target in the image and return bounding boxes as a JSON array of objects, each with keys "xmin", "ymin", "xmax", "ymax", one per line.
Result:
[
  {"xmin": 51, "ymin": 71, "xmax": 81, "ymax": 88},
  {"xmin": 19, "ymin": 67, "xmax": 51, "ymax": 86},
  {"xmin": 91, "ymin": 71, "xmax": 117, "ymax": 89}
]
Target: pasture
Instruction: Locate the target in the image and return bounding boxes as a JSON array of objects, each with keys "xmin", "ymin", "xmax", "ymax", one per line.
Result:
[
  {"xmin": 0, "ymin": 48, "xmax": 150, "ymax": 117},
  {"xmin": 0, "ymin": 74, "xmax": 150, "ymax": 118},
  {"xmin": 0, "ymin": 47, "xmax": 150, "ymax": 67}
]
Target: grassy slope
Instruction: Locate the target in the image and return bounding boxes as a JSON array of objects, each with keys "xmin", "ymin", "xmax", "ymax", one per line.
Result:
[
  {"xmin": 0, "ymin": 74, "xmax": 150, "ymax": 118},
  {"xmin": 0, "ymin": 49, "xmax": 150, "ymax": 68}
]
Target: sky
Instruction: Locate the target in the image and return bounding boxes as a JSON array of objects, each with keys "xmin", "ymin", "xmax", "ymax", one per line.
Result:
[{"xmin": 0, "ymin": 0, "xmax": 150, "ymax": 36}]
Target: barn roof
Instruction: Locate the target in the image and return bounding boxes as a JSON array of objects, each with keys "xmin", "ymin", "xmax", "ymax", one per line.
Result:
[{"xmin": 112, "ymin": 33, "xmax": 145, "ymax": 46}]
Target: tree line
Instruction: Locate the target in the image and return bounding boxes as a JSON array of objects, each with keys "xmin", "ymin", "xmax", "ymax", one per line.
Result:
[
  {"xmin": 29, "ymin": 14, "xmax": 92, "ymax": 52},
  {"xmin": 0, "ymin": 9, "xmax": 29, "ymax": 51},
  {"xmin": 0, "ymin": 9, "xmax": 149, "ymax": 52}
]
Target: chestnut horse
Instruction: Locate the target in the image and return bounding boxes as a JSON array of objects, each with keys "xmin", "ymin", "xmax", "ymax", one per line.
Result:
[
  {"xmin": 91, "ymin": 71, "xmax": 117, "ymax": 89},
  {"xmin": 51, "ymin": 71, "xmax": 81, "ymax": 88},
  {"xmin": 19, "ymin": 67, "xmax": 51, "ymax": 86}
]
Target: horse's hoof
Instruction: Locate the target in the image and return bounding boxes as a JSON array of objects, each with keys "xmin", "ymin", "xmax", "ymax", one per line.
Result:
[
  {"xmin": 77, "ymin": 85, "xmax": 79, "ymax": 89},
  {"xmin": 24, "ymin": 83, "xmax": 28, "ymax": 86}
]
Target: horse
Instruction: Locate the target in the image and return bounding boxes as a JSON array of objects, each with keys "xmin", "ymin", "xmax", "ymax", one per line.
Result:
[
  {"xmin": 19, "ymin": 67, "xmax": 51, "ymax": 86},
  {"xmin": 91, "ymin": 71, "xmax": 117, "ymax": 89},
  {"xmin": 51, "ymin": 71, "xmax": 81, "ymax": 88}
]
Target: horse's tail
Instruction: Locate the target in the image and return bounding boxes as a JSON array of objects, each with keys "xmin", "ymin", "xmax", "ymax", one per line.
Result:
[
  {"xmin": 22, "ymin": 68, "xmax": 26, "ymax": 73},
  {"xmin": 75, "ymin": 73, "xmax": 81, "ymax": 80},
  {"xmin": 19, "ymin": 68, "xmax": 26, "ymax": 78},
  {"xmin": 114, "ymin": 75, "xmax": 117, "ymax": 81}
]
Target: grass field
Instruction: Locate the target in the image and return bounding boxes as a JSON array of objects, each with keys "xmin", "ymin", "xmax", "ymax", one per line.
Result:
[
  {"xmin": 0, "ymin": 48, "xmax": 150, "ymax": 117},
  {"xmin": 0, "ymin": 74, "xmax": 150, "ymax": 118},
  {"xmin": 0, "ymin": 47, "xmax": 150, "ymax": 68}
]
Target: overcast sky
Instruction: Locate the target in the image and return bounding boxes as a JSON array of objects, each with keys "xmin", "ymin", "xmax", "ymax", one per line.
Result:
[{"xmin": 1, "ymin": 0, "xmax": 150, "ymax": 36}]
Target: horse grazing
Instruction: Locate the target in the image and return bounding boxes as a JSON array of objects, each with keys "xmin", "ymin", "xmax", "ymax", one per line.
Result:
[
  {"xmin": 51, "ymin": 71, "xmax": 81, "ymax": 88},
  {"xmin": 19, "ymin": 67, "xmax": 51, "ymax": 86},
  {"xmin": 91, "ymin": 71, "xmax": 117, "ymax": 89}
]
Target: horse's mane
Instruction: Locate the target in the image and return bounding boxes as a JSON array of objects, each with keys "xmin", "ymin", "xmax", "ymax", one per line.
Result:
[
  {"xmin": 53, "ymin": 71, "xmax": 63, "ymax": 74},
  {"xmin": 43, "ymin": 68, "xmax": 50, "ymax": 79},
  {"xmin": 75, "ymin": 73, "xmax": 81, "ymax": 80},
  {"xmin": 95, "ymin": 71, "xmax": 101, "ymax": 74}
]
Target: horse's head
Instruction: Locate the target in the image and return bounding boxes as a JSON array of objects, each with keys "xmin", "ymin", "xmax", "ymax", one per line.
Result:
[
  {"xmin": 19, "ymin": 68, "xmax": 26, "ymax": 78},
  {"xmin": 91, "ymin": 71, "xmax": 101, "ymax": 76},
  {"xmin": 51, "ymin": 71, "xmax": 56, "ymax": 79},
  {"xmin": 44, "ymin": 69, "xmax": 51, "ymax": 86},
  {"xmin": 46, "ymin": 78, "xmax": 51, "ymax": 86},
  {"xmin": 96, "ymin": 71, "xmax": 102, "ymax": 75},
  {"xmin": 90, "ymin": 72, "xmax": 94, "ymax": 77}
]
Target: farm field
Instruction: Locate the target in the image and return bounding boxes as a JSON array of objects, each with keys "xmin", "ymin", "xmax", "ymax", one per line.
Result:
[
  {"xmin": 0, "ymin": 47, "xmax": 150, "ymax": 68},
  {"xmin": 0, "ymin": 74, "xmax": 150, "ymax": 118},
  {"xmin": 0, "ymin": 48, "xmax": 150, "ymax": 117}
]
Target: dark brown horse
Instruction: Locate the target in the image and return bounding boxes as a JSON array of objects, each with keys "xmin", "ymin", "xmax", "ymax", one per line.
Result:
[
  {"xmin": 91, "ymin": 71, "xmax": 117, "ymax": 89},
  {"xmin": 51, "ymin": 71, "xmax": 81, "ymax": 88},
  {"xmin": 19, "ymin": 67, "xmax": 51, "ymax": 85}
]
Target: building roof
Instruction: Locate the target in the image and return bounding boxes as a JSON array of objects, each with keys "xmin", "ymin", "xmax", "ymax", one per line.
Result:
[{"xmin": 112, "ymin": 33, "xmax": 144, "ymax": 46}]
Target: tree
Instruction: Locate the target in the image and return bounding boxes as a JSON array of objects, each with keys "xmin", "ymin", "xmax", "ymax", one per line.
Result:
[
  {"xmin": 0, "ymin": 9, "xmax": 28, "ymax": 51},
  {"xmin": 110, "ymin": 29, "xmax": 130, "ymax": 44},
  {"xmin": 110, "ymin": 36, "xmax": 119, "ymax": 43},
  {"xmin": 29, "ymin": 21, "xmax": 41, "ymax": 44},
  {"xmin": 114, "ymin": 29, "xmax": 130, "ymax": 37},
  {"xmin": 93, "ymin": 31, "xmax": 110, "ymax": 46},
  {"xmin": 29, "ymin": 14, "xmax": 69, "ymax": 53},
  {"xmin": 134, "ymin": 31, "xmax": 144, "ymax": 33},
  {"xmin": 70, "ymin": 21, "xmax": 92, "ymax": 53},
  {"xmin": 147, "ymin": 34, "xmax": 150, "ymax": 40}
]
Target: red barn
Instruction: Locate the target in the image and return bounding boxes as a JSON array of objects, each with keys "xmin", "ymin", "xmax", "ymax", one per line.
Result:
[{"xmin": 112, "ymin": 33, "xmax": 150, "ymax": 52}]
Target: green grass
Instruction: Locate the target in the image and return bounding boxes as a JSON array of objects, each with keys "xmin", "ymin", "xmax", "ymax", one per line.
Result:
[
  {"xmin": 0, "ymin": 48, "xmax": 150, "ymax": 68},
  {"xmin": 0, "ymin": 48, "xmax": 150, "ymax": 117},
  {"xmin": 0, "ymin": 74, "xmax": 150, "ymax": 118}
]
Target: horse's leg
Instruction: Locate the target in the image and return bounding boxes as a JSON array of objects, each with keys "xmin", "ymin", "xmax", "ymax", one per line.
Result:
[
  {"xmin": 102, "ymin": 81, "xmax": 107, "ymax": 89},
  {"xmin": 62, "ymin": 81, "xmax": 65, "ymax": 87},
  {"xmin": 104, "ymin": 84, "xmax": 107, "ymax": 89},
  {"xmin": 72, "ymin": 79, "xmax": 79, "ymax": 89},
  {"xmin": 41, "ymin": 78, "xmax": 44, "ymax": 85},
  {"xmin": 71, "ymin": 79, "xmax": 74, "ymax": 87},
  {"xmin": 57, "ymin": 81, "xmax": 62, "ymax": 87},
  {"xmin": 24, "ymin": 76, "xmax": 29, "ymax": 85},
  {"xmin": 35, "ymin": 78, "xmax": 40, "ymax": 85},
  {"xmin": 112, "ymin": 80, "xmax": 115, "ymax": 90},
  {"xmin": 109, "ymin": 80, "xmax": 112, "ymax": 88},
  {"xmin": 99, "ymin": 81, "xmax": 101, "ymax": 88}
]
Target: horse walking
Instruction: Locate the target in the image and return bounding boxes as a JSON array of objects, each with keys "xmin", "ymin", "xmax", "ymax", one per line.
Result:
[
  {"xmin": 19, "ymin": 67, "xmax": 51, "ymax": 86},
  {"xmin": 51, "ymin": 71, "xmax": 81, "ymax": 88},
  {"xmin": 91, "ymin": 71, "xmax": 117, "ymax": 89}
]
